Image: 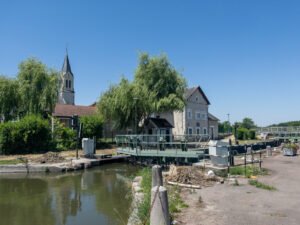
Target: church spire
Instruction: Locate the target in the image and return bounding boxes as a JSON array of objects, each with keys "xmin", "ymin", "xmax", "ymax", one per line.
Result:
[{"xmin": 62, "ymin": 52, "xmax": 73, "ymax": 75}]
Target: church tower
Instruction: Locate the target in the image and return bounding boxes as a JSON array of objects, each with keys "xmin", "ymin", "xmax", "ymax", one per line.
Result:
[{"xmin": 58, "ymin": 53, "xmax": 75, "ymax": 105}]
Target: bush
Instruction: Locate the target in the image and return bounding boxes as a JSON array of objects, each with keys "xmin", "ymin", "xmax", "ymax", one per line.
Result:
[
  {"xmin": 237, "ymin": 128, "xmax": 256, "ymax": 140},
  {"xmin": 80, "ymin": 115, "xmax": 103, "ymax": 139},
  {"xmin": 248, "ymin": 129, "xmax": 256, "ymax": 140},
  {"xmin": 52, "ymin": 119, "xmax": 77, "ymax": 150},
  {"xmin": 0, "ymin": 115, "xmax": 53, "ymax": 154},
  {"xmin": 237, "ymin": 127, "xmax": 248, "ymax": 140}
]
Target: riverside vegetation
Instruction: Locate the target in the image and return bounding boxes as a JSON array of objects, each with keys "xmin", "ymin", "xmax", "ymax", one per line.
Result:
[{"xmin": 137, "ymin": 168, "xmax": 188, "ymax": 225}]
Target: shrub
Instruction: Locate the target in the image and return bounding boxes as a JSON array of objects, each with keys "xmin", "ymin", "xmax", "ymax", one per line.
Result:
[
  {"xmin": 80, "ymin": 115, "xmax": 103, "ymax": 139},
  {"xmin": 52, "ymin": 119, "xmax": 77, "ymax": 150},
  {"xmin": 0, "ymin": 115, "xmax": 53, "ymax": 154},
  {"xmin": 237, "ymin": 127, "xmax": 248, "ymax": 140},
  {"xmin": 248, "ymin": 129, "xmax": 256, "ymax": 140}
]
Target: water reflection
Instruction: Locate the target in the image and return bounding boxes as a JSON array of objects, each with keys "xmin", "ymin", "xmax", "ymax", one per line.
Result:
[{"xmin": 0, "ymin": 163, "xmax": 137, "ymax": 225}]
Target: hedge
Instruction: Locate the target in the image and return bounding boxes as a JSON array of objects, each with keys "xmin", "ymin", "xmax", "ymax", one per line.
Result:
[{"xmin": 0, "ymin": 115, "xmax": 53, "ymax": 154}]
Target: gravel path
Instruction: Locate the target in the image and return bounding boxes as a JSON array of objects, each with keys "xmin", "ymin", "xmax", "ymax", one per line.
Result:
[{"xmin": 176, "ymin": 154, "xmax": 300, "ymax": 225}]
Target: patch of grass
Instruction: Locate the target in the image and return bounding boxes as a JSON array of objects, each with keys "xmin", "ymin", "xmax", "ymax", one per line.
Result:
[
  {"xmin": 168, "ymin": 186, "xmax": 188, "ymax": 214},
  {"xmin": 229, "ymin": 166, "xmax": 268, "ymax": 178},
  {"xmin": 137, "ymin": 168, "xmax": 151, "ymax": 225},
  {"xmin": 248, "ymin": 179, "xmax": 276, "ymax": 191},
  {"xmin": 0, "ymin": 159, "xmax": 22, "ymax": 165},
  {"xmin": 136, "ymin": 168, "xmax": 188, "ymax": 224}
]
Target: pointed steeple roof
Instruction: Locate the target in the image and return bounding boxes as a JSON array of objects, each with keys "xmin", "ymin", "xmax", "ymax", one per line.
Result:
[{"xmin": 62, "ymin": 53, "xmax": 73, "ymax": 75}]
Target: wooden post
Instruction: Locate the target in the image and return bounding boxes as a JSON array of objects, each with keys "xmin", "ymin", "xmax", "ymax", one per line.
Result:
[
  {"xmin": 152, "ymin": 165, "xmax": 163, "ymax": 187},
  {"xmin": 150, "ymin": 186, "xmax": 170, "ymax": 225}
]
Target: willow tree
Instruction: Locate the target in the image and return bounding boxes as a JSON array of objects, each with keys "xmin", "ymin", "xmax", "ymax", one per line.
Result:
[
  {"xmin": 17, "ymin": 58, "xmax": 59, "ymax": 116},
  {"xmin": 0, "ymin": 76, "xmax": 20, "ymax": 121},
  {"xmin": 98, "ymin": 53, "xmax": 187, "ymax": 130},
  {"xmin": 134, "ymin": 53, "xmax": 186, "ymax": 114}
]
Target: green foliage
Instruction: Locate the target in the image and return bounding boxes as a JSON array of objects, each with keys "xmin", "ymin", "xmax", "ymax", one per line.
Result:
[
  {"xmin": 248, "ymin": 129, "xmax": 256, "ymax": 139},
  {"xmin": 52, "ymin": 119, "xmax": 76, "ymax": 150},
  {"xmin": 283, "ymin": 143, "xmax": 299, "ymax": 150},
  {"xmin": 0, "ymin": 159, "xmax": 23, "ymax": 165},
  {"xmin": 80, "ymin": 115, "xmax": 103, "ymax": 138},
  {"xmin": 0, "ymin": 76, "xmax": 20, "ymax": 121},
  {"xmin": 229, "ymin": 166, "xmax": 268, "ymax": 178},
  {"xmin": 134, "ymin": 53, "xmax": 186, "ymax": 113},
  {"xmin": 218, "ymin": 121, "xmax": 232, "ymax": 133},
  {"xmin": 98, "ymin": 53, "xmax": 187, "ymax": 130},
  {"xmin": 168, "ymin": 186, "xmax": 188, "ymax": 214},
  {"xmin": 137, "ymin": 168, "xmax": 152, "ymax": 225},
  {"xmin": 0, "ymin": 115, "xmax": 53, "ymax": 154},
  {"xmin": 237, "ymin": 127, "xmax": 256, "ymax": 140},
  {"xmin": 269, "ymin": 120, "xmax": 300, "ymax": 127},
  {"xmin": 136, "ymin": 167, "xmax": 188, "ymax": 224},
  {"xmin": 17, "ymin": 58, "xmax": 59, "ymax": 116},
  {"xmin": 237, "ymin": 127, "xmax": 248, "ymax": 140},
  {"xmin": 98, "ymin": 79, "xmax": 137, "ymax": 129},
  {"xmin": 248, "ymin": 179, "xmax": 276, "ymax": 191},
  {"xmin": 241, "ymin": 117, "xmax": 256, "ymax": 129}
]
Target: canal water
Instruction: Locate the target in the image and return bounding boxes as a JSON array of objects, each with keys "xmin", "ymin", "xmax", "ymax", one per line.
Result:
[{"xmin": 0, "ymin": 163, "xmax": 139, "ymax": 225}]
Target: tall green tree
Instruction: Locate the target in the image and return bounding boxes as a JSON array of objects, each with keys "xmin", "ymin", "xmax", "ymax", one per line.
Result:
[
  {"xmin": 134, "ymin": 53, "xmax": 186, "ymax": 113},
  {"xmin": 98, "ymin": 78, "xmax": 138, "ymax": 129},
  {"xmin": 241, "ymin": 117, "xmax": 256, "ymax": 129},
  {"xmin": 17, "ymin": 58, "xmax": 59, "ymax": 115},
  {"xmin": 0, "ymin": 76, "xmax": 20, "ymax": 121},
  {"xmin": 98, "ymin": 53, "xmax": 187, "ymax": 130}
]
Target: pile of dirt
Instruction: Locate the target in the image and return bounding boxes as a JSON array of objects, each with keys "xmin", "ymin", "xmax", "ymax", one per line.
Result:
[
  {"xmin": 35, "ymin": 152, "xmax": 66, "ymax": 164},
  {"xmin": 166, "ymin": 165, "xmax": 218, "ymax": 187}
]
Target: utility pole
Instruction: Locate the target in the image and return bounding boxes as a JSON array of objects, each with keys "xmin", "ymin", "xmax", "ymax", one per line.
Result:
[{"xmin": 227, "ymin": 113, "xmax": 230, "ymax": 134}]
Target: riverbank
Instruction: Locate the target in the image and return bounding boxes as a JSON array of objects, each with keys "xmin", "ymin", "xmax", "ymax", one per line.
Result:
[{"xmin": 0, "ymin": 149, "xmax": 130, "ymax": 173}]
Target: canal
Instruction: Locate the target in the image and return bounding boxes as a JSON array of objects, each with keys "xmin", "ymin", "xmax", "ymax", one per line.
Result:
[{"xmin": 0, "ymin": 163, "xmax": 139, "ymax": 225}]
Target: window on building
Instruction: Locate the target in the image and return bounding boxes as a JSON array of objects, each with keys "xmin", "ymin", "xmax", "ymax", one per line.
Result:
[
  {"xmin": 187, "ymin": 109, "xmax": 192, "ymax": 119},
  {"xmin": 69, "ymin": 80, "xmax": 72, "ymax": 89},
  {"xmin": 203, "ymin": 128, "xmax": 207, "ymax": 135},
  {"xmin": 65, "ymin": 80, "xmax": 68, "ymax": 88},
  {"xmin": 201, "ymin": 113, "xmax": 207, "ymax": 120},
  {"xmin": 196, "ymin": 127, "xmax": 201, "ymax": 135},
  {"xmin": 188, "ymin": 127, "xmax": 193, "ymax": 135},
  {"xmin": 196, "ymin": 112, "xmax": 201, "ymax": 120}
]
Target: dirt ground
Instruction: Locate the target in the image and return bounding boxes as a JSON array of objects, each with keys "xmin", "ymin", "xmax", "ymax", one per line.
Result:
[
  {"xmin": 176, "ymin": 154, "xmax": 300, "ymax": 225},
  {"xmin": 0, "ymin": 148, "xmax": 116, "ymax": 162}
]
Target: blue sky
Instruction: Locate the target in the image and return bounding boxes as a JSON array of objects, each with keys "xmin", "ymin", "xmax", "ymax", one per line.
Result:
[{"xmin": 0, "ymin": 0, "xmax": 300, "ymax": 126}]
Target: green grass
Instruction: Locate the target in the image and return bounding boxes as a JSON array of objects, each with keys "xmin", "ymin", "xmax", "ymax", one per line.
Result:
[
  {"xmin": 229, "ymin": 166, "xmax": 268, "ymax": 178},
  {"xmin": 248, "ymin": 179, "xmax": 276, "ymax": 191},
  {"xmin": 137, "ymin": 168, "xmax": 152, "ymax": 225},
  {"xmin": 168, "ymin": 185, "xmax": 188, "ymax": 214},
  {"xmin": 0, "ymin": 159, "xmax": 23, "ymax": 165},
  {"xmin": 136, "ymin": 167, "xmax": 188, "ymax": 225}
]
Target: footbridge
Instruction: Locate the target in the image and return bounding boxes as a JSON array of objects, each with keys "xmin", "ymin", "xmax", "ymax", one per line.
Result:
[
  {"xmin": 115, "ymin": 134, "xmax": 210, "ymax": 164},
  {"xmin": 256, "ymin": 126, "xmax": 300, "ymax": 140}
]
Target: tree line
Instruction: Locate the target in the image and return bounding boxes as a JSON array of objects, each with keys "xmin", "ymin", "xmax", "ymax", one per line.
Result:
[
  {"xmin": 0, "ymin": 58, "xmax": 58, "ymax": 121},
  {"xmin": 219, "ymin": 117, "xmax": 257, "ymax": 140}
]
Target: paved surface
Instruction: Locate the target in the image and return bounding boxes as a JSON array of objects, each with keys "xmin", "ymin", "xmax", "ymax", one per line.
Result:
[{"xmin": 176, "ymin": 153, "xmax": 300, "ymax": 225}]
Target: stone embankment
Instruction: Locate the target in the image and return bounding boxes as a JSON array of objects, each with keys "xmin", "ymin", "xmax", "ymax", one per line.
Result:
[
  {"xmin": 127, "ymin": 176, "xmax": 143, "ymax": 225},
  {"xmin": 0, "ymin": 155, "xmax": 129, "ymax": 173}
]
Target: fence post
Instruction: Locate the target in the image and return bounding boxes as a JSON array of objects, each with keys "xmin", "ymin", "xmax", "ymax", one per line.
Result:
[
  {"xmin": 259, "ymin": 151, "xmax": 262, "ymax": 170},
  {"xmin": 150, "ymin": 186, "xmax": 170, "ymax": 225},
  {"xmin": 152, "ymin": 165, "xmax": 163, "ymax": 187}
]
